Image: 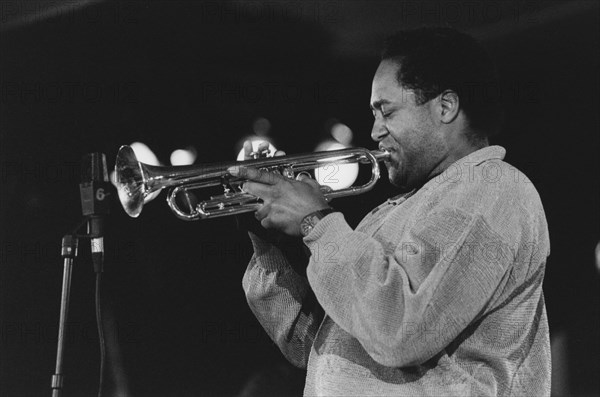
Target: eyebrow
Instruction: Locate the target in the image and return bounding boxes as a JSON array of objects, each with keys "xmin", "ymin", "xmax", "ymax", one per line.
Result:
[{"xmin": 370, "ymin": 99, "xmax": 391, "ymax": 111}]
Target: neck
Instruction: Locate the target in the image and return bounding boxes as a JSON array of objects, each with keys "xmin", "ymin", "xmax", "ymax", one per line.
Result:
[{"xmin": 428, "ymin": 130, "xmax": 489, "ymax": 181}]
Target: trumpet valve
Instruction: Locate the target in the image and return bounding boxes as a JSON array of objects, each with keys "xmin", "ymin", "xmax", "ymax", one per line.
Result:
[
  {"xmin": 295, "ymin": 171, "xmax": 312, "ymax": 180},
  {"xmin": 282, "ymin": 167, "xmax": 294, "ymax": 179}
]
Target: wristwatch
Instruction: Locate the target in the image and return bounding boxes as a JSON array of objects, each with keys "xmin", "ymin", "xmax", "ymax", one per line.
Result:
[{"xmin": 300, "ymin": 208, "xmax": 338, "ymax": 237}]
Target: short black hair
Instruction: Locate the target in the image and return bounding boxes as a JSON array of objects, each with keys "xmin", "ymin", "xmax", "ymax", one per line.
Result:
[{"xmin": 382, "ymin": 27, "xmax": 503, "ymax": 138}]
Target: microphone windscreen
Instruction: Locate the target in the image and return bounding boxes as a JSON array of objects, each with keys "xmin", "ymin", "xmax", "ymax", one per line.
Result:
[{"xmin": 81, "ymin": 153, "xmax": 109, "ymax": 183}]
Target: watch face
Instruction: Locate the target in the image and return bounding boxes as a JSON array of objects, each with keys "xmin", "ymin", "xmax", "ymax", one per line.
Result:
[
  {"xmin": 301, "ymin": 214, "xmax": 318, "ymax": 236},
  {"xmin": 300, "ymin": 223, "xmax": 312, "ymax": 236},
  {"xmin": 301, "ymin": 209, "xmax": 335, "ymax": 236}
]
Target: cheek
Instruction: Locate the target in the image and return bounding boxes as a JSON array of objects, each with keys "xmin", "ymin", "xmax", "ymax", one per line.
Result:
[
  {"xmin": 392, "ymin": 127, "xmax": 420, "ymax": 154},
  {"xmin": 388, "ymin": 115, "xmax": 419, "ymax": 142},
  {"xmin": 387, "ymin": 124, "xmax": 408, "ymax": 148}
]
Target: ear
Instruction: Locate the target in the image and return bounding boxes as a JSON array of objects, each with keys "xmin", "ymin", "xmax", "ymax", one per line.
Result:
[{"xmin": 438, "ymin": 90, "xmax": 460, "ymax": 124}]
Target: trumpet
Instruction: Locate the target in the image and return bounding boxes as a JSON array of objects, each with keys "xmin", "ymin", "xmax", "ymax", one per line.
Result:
[{"xmin": 114, "ymin": 145, "xmax": 391, "ymax": 221}]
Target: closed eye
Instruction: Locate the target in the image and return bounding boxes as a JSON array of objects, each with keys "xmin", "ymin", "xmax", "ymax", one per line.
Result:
[{"xmin": 372, "ymin": 110, "xmax": 393, "ymax": 120}]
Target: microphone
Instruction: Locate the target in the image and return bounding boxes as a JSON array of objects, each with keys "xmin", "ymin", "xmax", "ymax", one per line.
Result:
[{"xmin": 80, "ymin": 153, "xmax": 110, "ymax": 273}]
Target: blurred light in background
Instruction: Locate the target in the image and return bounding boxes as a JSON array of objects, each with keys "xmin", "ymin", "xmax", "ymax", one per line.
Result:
[
  {"xmin": 170, "ymin": 147, "xmax": 197, "ymax": 166},
  {"xmin": 595, "ymin": 240, "xmax": 600, "ymax": 274},
  {"xmin": 314, "ymin": 140, "xmax": 358, "ymax": 190},
  {"xmin": 235, "ymin": 117, "xmax": 276, "ymax": 160},
  {"xmin": 236, "ymin": 138, "xmax": 277, "ymax": 160},
  {"xmin": 130, "ymin": 141, "xmax": 160, "ymax": 166},
  {"xmin": 253, "ymin": 117, "xmax": 271, "ymax": 136},
  {"xmin": 330, "ymin": 122, "xmax": 353, "ymax": 145}
]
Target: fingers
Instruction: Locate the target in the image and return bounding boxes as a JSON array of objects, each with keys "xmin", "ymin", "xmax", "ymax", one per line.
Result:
[
  {"xmin": 254, "ymin": 202, "xmax": 270, "ymax": 221},
  {"xmin": 242, "ymin": 139, "xmax": 286, "ymax": 162},
  {"xmin": 255, "ymin": 205, "xmax": 282, "ymax": 233},
  {"xmin": 242, "ymin": 180, "xmax": 277, "ymax": 200},
  {"xmin": 243, "ymin": 140, "xmax": 272, "ymax": 160},
  {"xmin": 228, "ymin": 166, "xmax": 282, "ymax": 185},
  {"xmin": 253, "ymin": 202, "xmax": 278, "ymax": 231},
  {"xmin": 260, "ymin": 217, "xmax": 273, "ymax": 230}
]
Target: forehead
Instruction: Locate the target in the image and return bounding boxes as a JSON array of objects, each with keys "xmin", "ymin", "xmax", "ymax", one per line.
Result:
[{"xmin": 370, "ymin": 59, "xmax": 414, "ymax": 107}]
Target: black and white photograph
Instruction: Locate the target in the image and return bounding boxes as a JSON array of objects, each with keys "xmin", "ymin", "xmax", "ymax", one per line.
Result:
[{"xmin": 1, "ymin": 1, "xmax": 598, "ymax": 396}]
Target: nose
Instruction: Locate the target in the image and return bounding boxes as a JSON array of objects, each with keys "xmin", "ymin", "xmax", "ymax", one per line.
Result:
[{"xmin": 371, "ymin": 118, "xmax": 388, "ymax": 142}]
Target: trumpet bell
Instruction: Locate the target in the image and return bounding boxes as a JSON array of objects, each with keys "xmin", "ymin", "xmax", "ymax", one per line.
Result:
[{"xmin": 115, "ymin": 145, "xmax": 147, "ymax": 218}]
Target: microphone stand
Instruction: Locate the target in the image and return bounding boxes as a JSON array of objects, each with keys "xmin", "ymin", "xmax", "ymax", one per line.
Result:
[
  {"xmin": 51, "ymin": 218, "xmax": 93, "ymax": 397},
  {"xmin": 51, "ymin": 153, "xmax": 111, "ymax": 397},
  {"xmin": 51, "ymin": 234, "xmax": 78, "ymax": 397}
]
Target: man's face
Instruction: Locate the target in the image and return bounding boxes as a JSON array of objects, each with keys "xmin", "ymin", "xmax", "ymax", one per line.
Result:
[{"xmin": 370, "ymin": 59, "xmax": 447, "ymax": 191}]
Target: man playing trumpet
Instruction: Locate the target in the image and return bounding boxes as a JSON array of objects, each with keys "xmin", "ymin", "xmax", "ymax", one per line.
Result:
[{"xmin": 232, "ymin": 27, "xmax": 550, "ymax": 396}]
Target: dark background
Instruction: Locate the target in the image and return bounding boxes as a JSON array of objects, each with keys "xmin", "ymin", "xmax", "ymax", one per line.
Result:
[{"xmin": 1, "ymin": 1, "xmax": 598, "ymax": 396}]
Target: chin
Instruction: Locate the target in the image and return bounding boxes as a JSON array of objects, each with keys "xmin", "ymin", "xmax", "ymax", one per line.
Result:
[
  {"xmin": 387, "ymin": 170, "xmax": 414, "ymax": 192},
  {"xmin": 390, "ymin": 181, "xmax": 412, "ymax": 193},
  {"xmin": 387, "ymin": 173, "xmax": 406, "ymax": 191}
]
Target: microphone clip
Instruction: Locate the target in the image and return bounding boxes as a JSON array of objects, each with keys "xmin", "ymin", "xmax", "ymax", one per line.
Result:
[{"xmin": 80, "ymin": 153, "xmax": 111, "ymax": 217}]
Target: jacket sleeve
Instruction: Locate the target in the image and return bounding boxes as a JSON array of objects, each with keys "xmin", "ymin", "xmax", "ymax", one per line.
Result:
[
  {"xmin": 303, "ymin": 209, "xmax": 517, "ymax": 368},
  {"xmin": 242, "ymin": 232, "xmax": 325, "ymax": 369}
]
